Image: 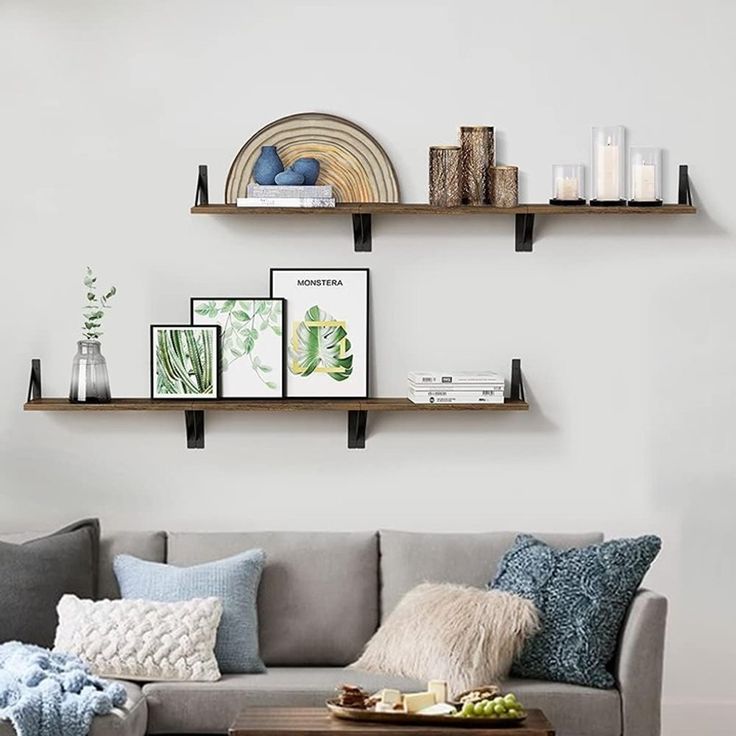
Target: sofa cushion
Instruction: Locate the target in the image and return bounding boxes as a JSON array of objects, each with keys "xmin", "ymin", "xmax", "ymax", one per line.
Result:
[
  {"xmin": 142, "ymin": 669, "xmax": 620, "ymax": 736},
  {"xmin": 0, "ymin": 680, "xmax": 147, "ymax": 736},
  {"xmin": 378, "ymin": 530, "xmax": 604, "ymax": 618},
  {"xmin": 0, "ymin": 519, "xmax": 99, "ymax": 647},
  {"xmin": 114, "ymin": 550, "xmax": 265, "ymax": 673},
  {"xmin": 167, "ymin": 532, "xmax": 378, "ymax": 666}
]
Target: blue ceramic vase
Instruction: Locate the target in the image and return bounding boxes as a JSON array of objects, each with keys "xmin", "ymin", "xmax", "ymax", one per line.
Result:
[
  {"xmin": 253, "ymin": 146, "xmax": 284, "ymax": 185},
  {"xmin": 291, "ymin": 157, "xmax": 320, "ymax": 185},
  {"xmin": 274, "ymin": 168, "xmax": 305, "ymax": 185}
]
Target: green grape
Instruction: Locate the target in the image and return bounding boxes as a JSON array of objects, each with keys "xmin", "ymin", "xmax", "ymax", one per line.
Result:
[
  {"xmin": 473, "ymin": 702, "xmax": 486, "ymax": 716},
  {"xmin": 503, "ymin": 694, "xmax": 517, "ymax": 706},
  {"xmin": 483, "ymin": 703, "xmax": 495, "ymax": 716},
  {"xmin": 461, "ymin": 702, "xmax": 475, "ymax": 717},
  {"xmin": 507, "ymin": 709, "xmax": 519, "ymax": 719},
  {"xmin": 493, "ymin": 696, "xmax": 505, "ymax": 705},
  {"xmin": 494, "ymin": 704, "xmax": 507, "ymax": 715}
]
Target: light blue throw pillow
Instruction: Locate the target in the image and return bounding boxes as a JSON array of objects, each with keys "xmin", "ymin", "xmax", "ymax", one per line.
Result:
[
  {"xmin": 114, "ymin": 549, "xmax": 266, "ymax": 674},
  {"xmin": 490, "ymin": 534, "xmax": 661, "ymax": 689}
]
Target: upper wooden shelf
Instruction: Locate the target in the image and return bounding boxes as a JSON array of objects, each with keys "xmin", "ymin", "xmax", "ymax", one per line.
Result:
[
  {"xmin": 191, "ymin": 203, "xmax": 696, "ymax": 216},
  {"xmin": 191, "ymin": 202, "xmax": 696, "ymax": 252}
]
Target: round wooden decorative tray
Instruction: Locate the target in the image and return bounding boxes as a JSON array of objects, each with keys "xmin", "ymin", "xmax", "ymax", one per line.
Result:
[
  {"xmin": 225, "ymin": 112, "xmax": 400, "ymax": 204},
  {"xmin": 325, "ymin": 700, "xmax": 526, "ymax": 729}
]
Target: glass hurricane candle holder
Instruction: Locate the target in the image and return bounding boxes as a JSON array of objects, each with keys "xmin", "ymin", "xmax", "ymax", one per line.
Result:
[
  {"xmin": 550, "ymin": 164, "xmax": 585, "ymax": 205},
  {"xmin": 628, "ymin": 147, "xmax": 662, "ymax": 206},
  {"xmin": 591, "ymin": 126, "xmax": 626, "ymax": 205}
]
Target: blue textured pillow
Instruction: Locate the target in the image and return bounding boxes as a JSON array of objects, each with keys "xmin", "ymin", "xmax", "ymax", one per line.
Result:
[
  {"xmin": 490, "ymin": 534, "xmax": 661, "ymax": 688},
  {"xmin": 113, "ymin": 549, "xmax": 266, "ymax": 674}
]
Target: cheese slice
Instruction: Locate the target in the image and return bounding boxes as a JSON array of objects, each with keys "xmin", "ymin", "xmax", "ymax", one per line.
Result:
[
  {"xmin": 379, "ymin": 689, "xmax": 402, "ymax": 706},
  {"xmin": 403, "ymin": 692, "xmax": 437, "ymax": 713},
  {"xmin": 417, "ymin": 703, "xmax": 456, "ymax": 716},
  {"xmin": 427, "ymin": 680, "xmax": 448, "ymax": 704}
]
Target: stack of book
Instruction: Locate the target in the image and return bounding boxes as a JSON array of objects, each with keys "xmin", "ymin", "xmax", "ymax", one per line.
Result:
[
  {"xmin": 237, "ymin": 184, "xmax": 336, "ymax": 208},
  {"xmin": 407, "ymin": 370, "xmax": 505, "ymax": 404}
]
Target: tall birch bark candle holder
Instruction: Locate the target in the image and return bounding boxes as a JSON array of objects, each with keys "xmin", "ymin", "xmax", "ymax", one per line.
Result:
[
  {"xmin": 460, "ymin": 126, "xmax": 494, "ymax": 205},
  {"xmin": 488, "ymin": 165, "xmax": 519, "ymax": 208},
  {"xmin": 628, "ymin": 147, "xmax": 662, "ymax": 206},
  {"xmin": 429, "ymin": 146, "xmax": 462, "ymax": 207},
  {"xmin": 550, "ymin": 164, "xmax": 586, "ymax": 205},
  {"xmin": 591, "ymin": 126, "xmax": 626, "ymax": 206}
]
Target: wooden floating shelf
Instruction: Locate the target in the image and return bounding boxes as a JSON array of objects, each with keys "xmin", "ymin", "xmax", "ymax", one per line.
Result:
[
  {"xmin": 24, "ymin": 398, "xmax": 528, "ymax": 412},
  {"xmin": 24, "ymin": 357, "xmax": 528, "ymax": 449},
  {"xmin": 191, "ymin": 201, "xmax": 696, "ymax": 253},
  {"xmin": 191, "ymin": 202, "xmax": 696, "ymax": 216}
]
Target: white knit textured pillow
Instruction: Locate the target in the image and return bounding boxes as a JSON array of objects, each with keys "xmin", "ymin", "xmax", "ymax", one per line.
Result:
[
  {"xmin": 54, "ymin": 594, "xmax": 222, "ymax": 682},
  {"xmin": 351, "ymin": 583, "xmax": 539, "ymax": 696}
]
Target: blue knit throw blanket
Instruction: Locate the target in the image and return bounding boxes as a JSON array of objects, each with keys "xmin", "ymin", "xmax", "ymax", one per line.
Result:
[{"xmin": 0, "ymin": 642, "xmax": 127, "ymax": 736}]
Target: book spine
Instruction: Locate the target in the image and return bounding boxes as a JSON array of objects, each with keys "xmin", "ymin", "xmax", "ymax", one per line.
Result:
[
  {"xmin": 409, "ymin": 382, "xmax": 505, "ymax": 391},
  {"xmin": 247, "ymin": 184, "xmax": 333, "ymax": 199},
  {"xmin": 237, "ymin": 198, "xmax": 336, "ymax": 208},
  {"xmin": 408, "ymin": 395, "xmax": 506, "ymax": 404},
  {"xmin": 408, "ymin": 374, "xmax": 503, "ymax": 385},
  {"xmin": 409, "ymin": 389, "xmax": 505, "ymax": 398}
]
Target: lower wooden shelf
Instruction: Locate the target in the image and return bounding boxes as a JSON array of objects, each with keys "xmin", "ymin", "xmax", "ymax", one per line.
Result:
[{"xmin": 24, "ymin": 359, "xmax": 528, "ymax": 449}]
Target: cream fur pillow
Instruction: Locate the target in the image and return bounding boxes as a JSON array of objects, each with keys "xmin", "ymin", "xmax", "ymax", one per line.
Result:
[
  {"xmin": 351, "ymin": 583, "xmax": 539, "ymax": 695},
  {"xmin": 54, "ymin": 594, "xmax": 222, "ymax": 682}
]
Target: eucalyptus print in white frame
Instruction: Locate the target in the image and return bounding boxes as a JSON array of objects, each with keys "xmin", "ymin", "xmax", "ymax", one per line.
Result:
[
  {"xmin": 190, "ymin": 298, "xmax": 285, "ymax": 399},
  {"xmin": 150, "ymin": 325, "xmax": 220, "ymax": 399}
]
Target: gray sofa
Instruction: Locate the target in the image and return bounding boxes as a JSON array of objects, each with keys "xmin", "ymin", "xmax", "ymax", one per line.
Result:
[{"xmin": 0, "ymin": 529, "xmax": 667, "ymax": 736}]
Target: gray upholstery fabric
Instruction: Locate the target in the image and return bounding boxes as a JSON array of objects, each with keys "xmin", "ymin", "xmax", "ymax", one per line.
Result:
[
  {"xmin": 167, "ymin": 532, "xmax": 378, "ymax": 666},
  {"xmin": 0, "ymin": 680, "xmax": 147, "ymax": 736},
  {"xmin": 613, "ymin": 589, "xmax": 668, "ymax": 736},
  {"xmin": 99, "ymin": 532, "xmax": 166, "ymax": 599},
  {"xmin": 0, "ymin": 519, "xmax": 99, "ymax": 647},
  {"xmin": 143, "ymin": 669, "xmax": 620, "ymax": 736},
  {"xmin": 378, "ymin": 530, "xmax": 604, "ymax": 618}
]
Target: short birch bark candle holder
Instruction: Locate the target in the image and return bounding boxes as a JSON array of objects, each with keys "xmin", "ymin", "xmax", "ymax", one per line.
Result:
[
  {"xmin": 591, "ymin": 125, "xmax": 626, "ymax": 206},
  {"xmin": 550, "ymin": 164, "xmax": 586, "ymax": 205},
  {"xmin": 429, "ymin": 146, "xmax": 462, "ymax": 207},
  {"xmin": 628, "ymin": 147, "xmax": 663, "ymax": 206},
  {"xmin": 489, "ymin": 165, "xmax": 519, "ymax": 208},
  {"xmin": 460, "ymin": 126, "xmax": 494, "ymax": 205}
]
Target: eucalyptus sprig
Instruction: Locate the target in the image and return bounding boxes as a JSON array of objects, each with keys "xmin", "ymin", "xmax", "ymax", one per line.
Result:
[{"xmin": 82, "ymin": 266, "xmax": 117, "ymax": 340}]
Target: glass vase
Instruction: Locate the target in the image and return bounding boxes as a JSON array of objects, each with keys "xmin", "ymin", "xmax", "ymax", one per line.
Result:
[{"xmin": 69, "ymin": 340, "xmax": 111, "ymax": 403}]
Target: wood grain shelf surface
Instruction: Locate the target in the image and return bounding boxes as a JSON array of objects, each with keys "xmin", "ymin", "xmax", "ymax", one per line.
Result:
[
  {"xmin": 191, "ymin": 203, "xmax": 696, "ymax": 216},
  {"xmin": 24, "ymin": 398, "xmax": 529, "ymax": 412}
]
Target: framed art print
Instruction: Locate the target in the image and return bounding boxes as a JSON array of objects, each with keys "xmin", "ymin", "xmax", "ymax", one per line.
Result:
[
  {"xmin": 270, "ymin": 268, "xmax": 369, "ymax": 399},
  {"xmin": 150, "ymin": 325, "xmax": 220, "ymax": 399},
  {"xmin": 190, "ymin": 297, "xmax": 285, "ymax": 399}
]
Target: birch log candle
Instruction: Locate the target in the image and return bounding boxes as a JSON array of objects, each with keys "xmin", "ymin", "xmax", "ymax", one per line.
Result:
[
  {"xmin": 460, "ymin": 126, "xmax": 494, "ymax": 204},
  {"xmin": 489, "ymin": 165, "xmax": 519, "ymax": 208},
  {"xmin": 429, "ymin": 146, "xmax": 462, "ymax": 207}
]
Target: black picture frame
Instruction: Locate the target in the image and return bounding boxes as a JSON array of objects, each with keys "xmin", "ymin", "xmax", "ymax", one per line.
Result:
[
  {"xmin": 150, "ymin": 324, "xmax": 221, "ymax": 400},
  {"xmin": 270, "ymin": 268, "xmax": 370, "ymax": 400},
  {"xmin": 189, "ymin": 297, "xmax": 287, "ymax": 400}
]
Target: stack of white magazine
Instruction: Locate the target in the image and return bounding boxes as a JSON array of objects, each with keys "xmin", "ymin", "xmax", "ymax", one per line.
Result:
[
  {"xmin": 408, "ymin": 370, "xmax": 505, "ymax": 405},
  {"xmin": 237, "ymin": 184, "xmax": 336, "ymax": 208}
]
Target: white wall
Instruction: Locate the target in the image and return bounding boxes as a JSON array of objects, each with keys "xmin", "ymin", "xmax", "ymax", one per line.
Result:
[{"xmin": 1, "ymin": 1, "xmax": 734, "ymax": 733}]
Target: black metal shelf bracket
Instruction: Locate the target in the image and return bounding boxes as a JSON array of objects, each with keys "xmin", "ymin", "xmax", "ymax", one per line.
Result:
[
  {"xmin": 185, "ymin": 410, "xmax": 205, "ymax": 449},
  {"xmin": 352, "ymin": 213, "xmax": 372, "ymax": 252},
  {"xmin": 27, "ymin": 358, "xmax": 42, "ymax": 401},
  {"xmin": 678, "ymin": 164, "xmax": 692, "ymax": 205},
  {"xmin": 515, "ymin": 214, "xmax": 535, "ymax": 252},
  {"xmin": 509, "ymin": 358, "xmax": 525, "ymax": 402},
  {"xmin": 195, "ymin": 164, "xmax": 209, "ymax": 206},
  {"xmin": 347, "ymin": 409, "xmax": 367, "ymax": 449}
]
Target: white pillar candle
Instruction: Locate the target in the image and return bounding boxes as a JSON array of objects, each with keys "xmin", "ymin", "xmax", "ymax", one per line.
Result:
[
  {"xmin": 596, "ymin": 139, "xmax": 620, "ymax": 200},
  {"xmin": 555, "ymin": 176, "xmax": 579, "ymax": 200},
  {"xmin": 632, "ymin": 163, "xmax": 656, "ymax": 201}
]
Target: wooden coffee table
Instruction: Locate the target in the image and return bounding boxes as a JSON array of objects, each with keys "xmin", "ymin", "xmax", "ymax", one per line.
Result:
[{"xmin": 230, "ymin": 707, "xmax": 555, "ymax": 736}]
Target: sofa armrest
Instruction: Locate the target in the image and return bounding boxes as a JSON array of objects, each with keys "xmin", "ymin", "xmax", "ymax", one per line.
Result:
[{"xmin": 613, "ymin": 589, "xmax": 668, "ymax": 736}]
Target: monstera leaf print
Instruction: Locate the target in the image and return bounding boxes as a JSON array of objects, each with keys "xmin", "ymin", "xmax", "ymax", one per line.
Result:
[{"xmin": 290, "ymin": 305, "xmax": 353, "ymax": 381}]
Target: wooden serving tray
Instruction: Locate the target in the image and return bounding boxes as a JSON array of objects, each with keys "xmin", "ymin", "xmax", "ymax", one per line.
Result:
[{"xmin": 326, "ymin": 701, "xmax": 526, "ymax": 729}]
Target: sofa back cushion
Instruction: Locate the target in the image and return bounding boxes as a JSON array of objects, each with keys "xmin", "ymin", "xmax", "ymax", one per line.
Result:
[
  {"xmin": 167, "ymin": 531, "xmax": 378, "ymax": 666},
  {"xmin": 378, "ymin": 530, "xmax": 604, "ymax": 619}
]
